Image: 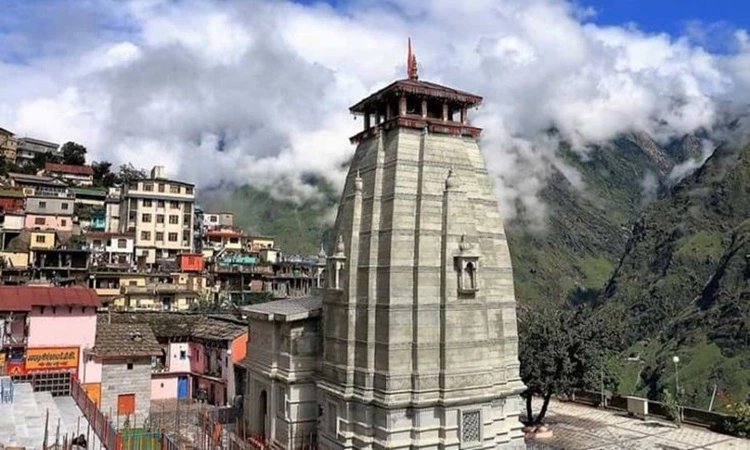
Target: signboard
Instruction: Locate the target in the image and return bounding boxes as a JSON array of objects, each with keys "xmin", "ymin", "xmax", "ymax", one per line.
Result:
[
  {"xmin": 25, "ymin": 347, "xmax": 79, "ymax": 372},
  {"xmin": 6, "ymin": 361, "xmax": 26, "ymax": 376}
]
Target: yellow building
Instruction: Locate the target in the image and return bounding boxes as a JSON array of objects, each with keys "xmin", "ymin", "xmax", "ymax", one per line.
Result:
[
  {"xmin": 29, "ymin": 230, "xmax": 56, "ymax": 249},
  {"xmin": 111, "ymin": 272, "xmax": 207, "ymax": 311},
  {"xmin": 248, "ymin": 235, "xmax": 275, "ymax": 251},
  {"xmin": 0, "ymin": 251, "xmax": 28, "ymax": 268},
  {"xmin": 0, "ymin": 127, "xmax": 18, "ymax": 162}
]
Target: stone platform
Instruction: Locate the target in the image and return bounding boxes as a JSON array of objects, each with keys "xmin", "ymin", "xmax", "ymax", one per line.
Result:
[
  {"xmin": 0, "ymin": 383, "xmax": 102, "ymax": 449},
  {"xmin": 526, "ymin": 398, "xmax": 748, "ymax": 449}
]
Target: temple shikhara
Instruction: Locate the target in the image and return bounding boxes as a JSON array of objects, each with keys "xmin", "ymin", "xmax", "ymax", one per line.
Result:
[{"xmin": 242, "ymin": 41, "xmax": 525, "ymax": 449}]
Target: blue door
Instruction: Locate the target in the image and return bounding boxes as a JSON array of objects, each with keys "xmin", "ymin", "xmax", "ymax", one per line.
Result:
[{"xmin": 178, "ymin": 376, "xmax": 188, "ymax": 399}]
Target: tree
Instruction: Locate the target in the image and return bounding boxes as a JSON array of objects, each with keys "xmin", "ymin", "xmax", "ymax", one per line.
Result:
[
  {"xmin": 26, "ymin": 150, "xmax": 61, "ymax": 173},
  {"xmin": 116, "ymin": 163, "xmax": 147, "ymax": 184},
  {"xmin": 91, "ymin": 161, "xmax": 117, "ymax": 188},
  {"xmin": 518, "ymin": 304, "xmax": 621, "ymax": 425},
  {"xmin": 60, "ymin": 141, "xmax": 87, "ymax": 165}
]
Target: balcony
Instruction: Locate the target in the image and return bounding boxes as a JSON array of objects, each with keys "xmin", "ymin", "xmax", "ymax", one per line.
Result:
[
  {"xmin": 121, "ymin": 284, "xmax": 198, "ymax": 295},
  {"xmin": 2, "ymin": 334, "xmax": 27, "ymax": 347}
]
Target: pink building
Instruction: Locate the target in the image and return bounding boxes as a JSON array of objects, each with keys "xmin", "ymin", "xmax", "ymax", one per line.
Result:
[
  {"xmin": 25, "ymin": 213, "xmax": 73, "ymax": 231},
  {"xmin": 0, "ymin": 286, "xmax": 100, "ymax": 395},
  {"xmin": 151, "ymin": 341, "xmax": 191, "ymax": 401}
]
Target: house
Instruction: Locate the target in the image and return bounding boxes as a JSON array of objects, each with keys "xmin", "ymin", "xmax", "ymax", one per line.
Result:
[
  {"xmin": 29, "ymin": 230, "xmax": 56, "ymax": 250},
  {"xmin": 0, "ymin": 127, "xmax": 18, "ymax": 161},
  {"xmin": 118, "ymin": 166, "xmax": 196, "ymax": 264},
  {"xmin": 1, "ymin": 212, "xmax": 27, "ymax": 268},
  {"xmin": 25, "ymin": 195, "xmax": 74, "ymax": 232},
  {"xmin": 85, "ymin": 231, "xmax": 135, "ymax": 269},
  {"xmin": 247, "ymin": 236, "xmax": 275, "ymax": 252},
  {"xmin": 112, "ymin": 271, "xmax": 206, "ymax": 311},
  {"xmin": 177, "ymin": 252, "xmax": 204, "ymax": 272},
  {"xmin": 84, "ymin": 322, "xmax": 161, "ymax": 427},
  {"xmin": 8, "ymin": 172, "xmax": 69, "ymax": 197},
  {"xmin": 102, "ymin": 312, "xmax": 248, "ymax": 405},
  {"xmin": 0, "ymin": 187, "xmax": 25, "ymax": 213},
  {"xmin": 15, "ymin": 137, "xmax": 60, "ymax": 162},
  {"xmin": 204, "ymin": 228, "xmax": 245, "ymax": 251},
  {"xmin": 202, "ymin": 212, "xmax": 234, "ymax": 230},
  {"xmin": 0, "ymin": 286, "xmax": 100, "ymax": 396},
  {"xmin": 42, "ymin": 162, "xmax": 94, "ymax": 186}
]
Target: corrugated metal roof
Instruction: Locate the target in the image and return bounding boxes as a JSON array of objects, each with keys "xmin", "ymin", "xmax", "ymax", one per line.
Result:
[
  {"xmin": 44, "ymin": 163, "xmax": 94, "ymax": 176},
  {"xmin": 0, "ymin": 286, "xmax": 101, "ymax": 311}
]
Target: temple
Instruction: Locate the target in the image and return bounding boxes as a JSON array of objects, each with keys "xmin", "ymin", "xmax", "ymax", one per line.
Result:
[{"xmin": 241, "ymin": 40, "xmax": 525, "ymax": 449}]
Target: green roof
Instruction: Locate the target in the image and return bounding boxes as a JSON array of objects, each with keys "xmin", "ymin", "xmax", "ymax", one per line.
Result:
[{"xmin": 70, "ymin": 187, "xmax": 107, "ymax": 197}]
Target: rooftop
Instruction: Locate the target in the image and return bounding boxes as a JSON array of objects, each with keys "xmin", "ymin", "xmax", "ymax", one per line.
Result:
[
  {"xmin": 241, "ymin": 296, "xmax": 321, "ymax": 322},
  {"xmin": 349, "ymin": 78, "xmax": 483, "ymax": 114},
  {"xmin": 0, "ymin": 286, "xmax": 101, "ymax": 311},
  {"xmin": 18, "ymin": 137, "xmax": 59, "ymax": 148},
  {"xmin": 92, "ymin": 322, "xmax": 162, "ymax": 358},
  {"xmin": 44, "ymin": 163, "xmax": 94, "ymax": 176},
  {"xmin": 70, "ymin": 187, "xmax": 107, "ymax": 197},
  {"xmin": 84, "ymin": 231, "xmax": 135, "ymax": 239},
  {"xmin": 0, "ymin": 188, "xmax": 25, "ymax": 198},
  {"xmin": 99, "ymin": 311, "xmax": 247, "ymax": 341}
]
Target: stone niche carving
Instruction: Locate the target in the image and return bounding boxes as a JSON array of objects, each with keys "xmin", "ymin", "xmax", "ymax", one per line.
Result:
[{"xmin": 454, "ymin": 234, "xmax": 480, "ymax": 295}]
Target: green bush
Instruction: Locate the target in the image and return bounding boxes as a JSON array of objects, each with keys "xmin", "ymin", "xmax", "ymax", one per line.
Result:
[{"xmin": 718, "ymin": 402, "xmax": 750, "ymax": 438}]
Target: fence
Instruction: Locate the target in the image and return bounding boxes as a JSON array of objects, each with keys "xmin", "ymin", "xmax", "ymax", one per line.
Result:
[
  {"xmin": 70, "ymin": 377, "xmax": 119, "ymax": 450},
  {"xmin": 568, "ymin": 390, "xmax": 732, "ymax": 430}
]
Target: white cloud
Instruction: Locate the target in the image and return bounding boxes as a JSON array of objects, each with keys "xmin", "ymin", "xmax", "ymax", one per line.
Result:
[{"xmin": 1, "ymin": 0, "xmax": 749, "ymax": 224}]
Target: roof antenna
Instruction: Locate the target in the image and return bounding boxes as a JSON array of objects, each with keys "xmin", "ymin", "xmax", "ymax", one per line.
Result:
[{"xmin": 407, "ymin": 37, "xmax": 418, "ymax": 81}]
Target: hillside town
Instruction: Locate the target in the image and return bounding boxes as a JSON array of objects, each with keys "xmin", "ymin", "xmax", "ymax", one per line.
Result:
[{"xmin": 0, "ymin": 126, "xmax": 331, "ymax": 448}]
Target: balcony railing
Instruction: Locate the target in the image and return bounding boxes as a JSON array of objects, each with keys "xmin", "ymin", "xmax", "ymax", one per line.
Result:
[
  {"xmin": 2, "ymin": 334, "xmax": 27, "ymax": 347},
  {"xmin": 121, "ymin": 284, "xmax": 198, "ymax": 295}
]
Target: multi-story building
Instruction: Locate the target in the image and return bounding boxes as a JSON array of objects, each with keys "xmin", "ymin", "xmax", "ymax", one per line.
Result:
[
  {"xmin": 85, "ymin": 231, "xmax": 136, "ymax": 268},
  {"xmin": 0, "ymin": 286, "xmax": 100, "ymax": 395},
  {"xmin": 104, "ymin": 188, "xmax": 121, "ymax": 233},
  {"xmin": 119, "ymin": 166, "xmax": 195, "ymax": 264},
  {"xmin": 247, "ymin": 235, "xmax": 275, "ymax": 252},
  {"xmin": 24, "ymin": 195, "xmax": 74, "ymax": 232},
  {"xmin": 8, "ymin": 172, "xmax": 69, "ymax": 197},
  {"xmin": 15, "ymin": 137, "xmax": 60, "ymax": 162},
  {"xmin": 0, "ymin": 187, "xmax": 25, "ymax": 213},
  {"xmin": 203, "ymin": 212, "xmax": 234, "ymax": 230},
  {"xmin": 0, "ymin": 127, "xmax": 18, "ymax": 161},
  {"xmin": 42, "ymin": 162, "xmax": 94, "ymax": 186}
]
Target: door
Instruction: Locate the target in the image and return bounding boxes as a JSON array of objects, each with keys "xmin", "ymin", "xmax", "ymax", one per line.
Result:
[
  {"xmin": 178, "ymin": 376, "xmax": 188, "ymax": 399},
  {"xmin": 117, "ymin": 393, "xmax": 135, "ymax": 415}
]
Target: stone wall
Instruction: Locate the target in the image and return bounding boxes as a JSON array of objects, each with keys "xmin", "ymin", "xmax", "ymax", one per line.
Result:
[{"xmin": 100, "ymin": 358, "xmax": 152, "ymax": 427}]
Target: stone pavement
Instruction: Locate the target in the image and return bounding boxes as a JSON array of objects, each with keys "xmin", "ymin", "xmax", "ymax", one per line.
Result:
[{"xmin": 527, "ymin": 398, "xmax": 749, "ymax": 450}]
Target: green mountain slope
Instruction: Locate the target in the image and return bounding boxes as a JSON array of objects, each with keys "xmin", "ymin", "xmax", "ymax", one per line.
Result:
[
  {"xmin": 508, "ymin": 132, "xmax": 697, "ymax": 305},
  {"xmin": 600, "ymin": 141, "xmax": 750, "ymax": 407}
]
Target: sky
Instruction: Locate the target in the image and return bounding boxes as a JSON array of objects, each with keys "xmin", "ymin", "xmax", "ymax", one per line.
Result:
[{"xmin": 1, "ymin": 0, "xmax": 750, "ymax": 225}]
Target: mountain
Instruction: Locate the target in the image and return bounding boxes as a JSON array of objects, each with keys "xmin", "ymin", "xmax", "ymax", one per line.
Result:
[
  {"xmin": 507, "ymin": 132, "xmax": 702, "ymax": 306},
  {"xmin": 599, "ymin": 139, "xmax": 750, "ymax": 408}
]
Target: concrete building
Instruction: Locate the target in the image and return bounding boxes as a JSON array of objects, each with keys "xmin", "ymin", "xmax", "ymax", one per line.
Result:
[
  {"xmin": 15, "ymin": 137, "xmax": 60, "ymax": 162},
  {"xmin": 85, "ymin": 231, "xmax": 136, "ymax": 268},
  {"xmin": 203, "ymin": 212, "xmax": 234, "ymax": 230},
  {"xmin": 42, "ymin": 163, "xmax": 94, "ymax": 186},
  {"xmin": 86, "ymin": 322, "xmax": 161, "ymax": 427},
  {"xmin": 0, "ymin": 187, "xmax": 25, "ymax": 213},
  {"xmin": 24, "ymin": 195, "xmax": 74, "ymax": 232},
  {"xmin": 0, "ymin": 286, "xmax": 100, "ymax": 392},
  {"xmin": 242, "ymin": 49, "xmax": 525, "ymax": 449},
  {"xmin": 8, "ymin": 172, "xmax": 69, "ymax": 197},
  {"xmin": 119, "ymin": 165, "xmax": 195, "ymax": 264},
  {"xmin": 0, "ymin": 127, "xmax": 18, "ymax": 161}
]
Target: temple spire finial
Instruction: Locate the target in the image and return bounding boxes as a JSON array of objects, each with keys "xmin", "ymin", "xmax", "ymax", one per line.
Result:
[{"xmin": 407, "ymin": 38, "xmax": 418, "ymax": 81}]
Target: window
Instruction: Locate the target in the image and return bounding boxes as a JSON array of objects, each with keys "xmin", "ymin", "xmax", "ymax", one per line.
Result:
[
  {"xmin": 168, "ymin": 232, "xmax": 178, "ymax": 242},
  {"xmin": 184, "ymin": 204, "xmax": 192, "ymax": 214},
  {"xmin": 169, "ymin": 185, "xmax": 180, "ymax": 194},
  {"xmin": 93, "ymin": 240, "xmax": 102, "ymax": 247},
  {"xmin": 141, "ymin": 213, "xmax": 152, "ymax": 223},
  {"xmin": 38, "ymin": 201, "xmax": 47, "ymax": 209},
  {"xmin": 169, "ymin": 201, "xmax": 179, "ymax": 209},
  {"xmin": 461, "ymin": 409, "xmax": 481, "ymax": 444},
  {"xmin": 157, "ymin": 200, "xmax": 165, "ymax": 208},
  {"xmin": 61, "ymin": 203, "xmax": 69, "ymax": 210},
  {"xmin": 276, "ymin": 386, "xmax": 287, "ymax": 419},
  {"xmin": 169, "ymin": 215, "xmax": 179, "ymax": 224},
  {"xmin": 117, "ymin": 239, "xmax": 127, "ymax": 249},
  {"xmin": 156, "ymin": 232, "xmax": 164, "ymax": 241},
  {"xmin": 126, "ymin": 362, "xmax": 133, "ymax": 370},
  {"xmin": 35, "ymin": 235, "xmax": 46, "ymax": 244},
  {"xmin": 34, "ymin": 217, "xmax": 45, "ymax": 225},
  {"xmin": 61, "ymin": 219, "xmax": 67, "ymax": 226},
  {"xmin": 129, "ymin": 199, "xmax": 137, "ymax": 208},
  {"xmin": 143, "ymin": 199, "xmax": 152, "ymax": 207},
  {"xmin": 183, "ymin": 214, "xmax": 191, "ymax": 226},
  {"xmin": 141, "ymin": 231, "xmax": 151, "ymax": 240},
  {"xmin": 179, "ymin": 350, "xmax": 186, "ymax": 360},
  {"xmin": 327, "ymin": 402, "xmax": 338, "ymax": 435},
  {"xmin": 143, "ymin": 183, "xmax": 153, "ymax": 192},
  {"xmin": 158, "ymin": 183, "xmax": 165, "ymax": 193},
  {"xmin": 210, "ymin": 216, "xmax": 218, "ymax": 223},
  {"xmin": 186, "ymin": 187, "xmax": 194, "ymax": 195},
  {"xmin": 156, "ymin": 214, "xmax": 164, "ymax": 224}
]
